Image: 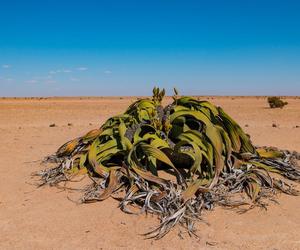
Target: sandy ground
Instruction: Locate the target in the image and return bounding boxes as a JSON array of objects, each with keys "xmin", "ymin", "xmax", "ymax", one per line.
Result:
[{"xmin": 0, "ymin": 96, "xmax": 299, "ymax": 250}]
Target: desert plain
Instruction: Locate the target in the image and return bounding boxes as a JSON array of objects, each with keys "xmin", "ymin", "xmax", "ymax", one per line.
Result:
[{"xmin": 0, "ymin": 96, "xmax": 299, "ymax": 250}]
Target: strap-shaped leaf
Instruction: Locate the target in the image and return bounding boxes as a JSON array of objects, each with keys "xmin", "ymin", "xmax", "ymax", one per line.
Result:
[
  {"xmin": 127, "ymin": 146, "xmax": 169, "ymax": 186},
  {"xmin": 56, "ymin": 138, "xmax": 80, "ymax": 157},
  {"xmin": 139, "ymin": 142, "xmax": 185, "ymax": 184},
  {"xmin": 88, "ymin": 138, "xmax": 109, "ymax": 177},
  {"xmin": 174, "ymin": 140, "xmax": 202, "ymax": 175},
  {"xmin": 182, "ymin": 179, "xmax": 210, "ymax": 201}
]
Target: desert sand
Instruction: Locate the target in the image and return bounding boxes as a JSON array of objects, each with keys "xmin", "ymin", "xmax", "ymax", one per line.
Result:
[{"xmin": 0, "ymin": 96, "xmax": 299, "ymax": 250}]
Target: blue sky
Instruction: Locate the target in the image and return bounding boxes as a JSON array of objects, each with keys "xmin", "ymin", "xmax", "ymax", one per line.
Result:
[{"xmin": 0, "ymin": 0, "xmax": 300, "ymax": 96}]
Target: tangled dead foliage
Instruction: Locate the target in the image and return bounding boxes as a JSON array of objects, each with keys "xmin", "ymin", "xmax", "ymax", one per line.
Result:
[{"xmin": 35, "ymin": 88, "xmax": 300, "ymax": 239}]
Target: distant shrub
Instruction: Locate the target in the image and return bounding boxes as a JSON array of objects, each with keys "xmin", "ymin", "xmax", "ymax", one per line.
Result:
[{"xmin": 267, "ymin": 96, "xmax": 288, "ymax": 109}]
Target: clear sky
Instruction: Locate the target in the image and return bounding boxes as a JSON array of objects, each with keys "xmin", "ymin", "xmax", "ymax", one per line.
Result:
[{"xmin": 0, "ymin": 0, "xmax": 300, "ymax": 96}]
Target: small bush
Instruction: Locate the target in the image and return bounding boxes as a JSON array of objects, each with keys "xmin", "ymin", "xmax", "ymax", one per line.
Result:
[{"xmin": 267, "ymin": 96, "xmax": 288, "ymax": 108}]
